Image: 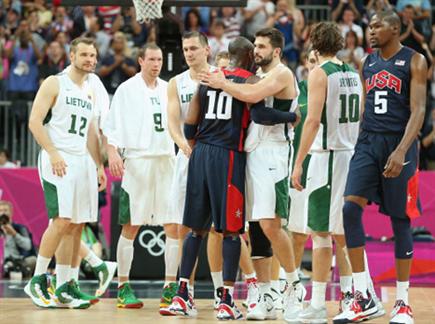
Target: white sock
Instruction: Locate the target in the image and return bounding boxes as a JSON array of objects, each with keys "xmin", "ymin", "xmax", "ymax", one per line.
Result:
[
  {"xmin": 311, "ymin": 281, "xmax": 326, "ymax": 309},
  {"xmin": 34, "ymin": 255, "xmax": 51, "ymax": 276},
  {"xmin": 353, "ymin": 271, "xmax": 368, "ymax": 298},
  {"xmin": 211, "ymin": 271, "xmax": 223, "ymax": 290},
  {"xmin": 339, "ymin": 275, "xmax": 353, "ymax": 293},
  {"xmin": 164, "ymin": 237, "xmax": 179, "ymax": 279},
  {"xmin": 56, "ymin": 264, "xmax": 71, "ymax": 289},
  {"xmin": 271, "ymin": 280, "xmax": 280, "ymax": 292},
  {"xmin": 84, "ymin": 249, "xmax": 103, "ymax": 268},
  {"xmin": 396, "ymin": 281, "xmax": 409, "ymax": 304},
  {"xmin": 116, "ymin": 235, "xmax": 134, "ymax": 282},
  {"xmin": 364, "ymin": 251, "xmax": 377, "ymax": 298},
  {"xmin": 286, "ymin": 270, "xmax": 299, "ymax": 285},
  {"xmin": 189, "ymin": 284, "xmax": 194, "ymax": 297},
  {"xmin": 259, "ymin": 282, "xmax": 271, "ymax": 295},
  {"xmin": 70, "ymin": 267, "xmax": 80, "ymax": 282},
  {"xmin": 244, "ymin": 272, "xmax": 256, "ymax": 280},
  {"xmin": 279, "ymin": 267, "xmax": 286, "ymax": 280}
]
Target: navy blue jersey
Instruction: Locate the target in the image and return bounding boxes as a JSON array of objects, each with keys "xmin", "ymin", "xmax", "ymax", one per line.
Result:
[
  {"xmin": 195, "ymin": 67, "xmax": 252, "ymax": 152},
  {"xmin": 362, "ymin": 46, "xmax": 415, "ymax": 133}
]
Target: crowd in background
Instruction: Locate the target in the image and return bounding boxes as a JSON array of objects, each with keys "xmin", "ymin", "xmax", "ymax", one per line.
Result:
[{"xmin": 0, "ymin": 0, "xmax": 434, "ymax": 168}]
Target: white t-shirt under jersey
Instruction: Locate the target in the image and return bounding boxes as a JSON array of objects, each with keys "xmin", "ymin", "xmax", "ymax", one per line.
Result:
[{"xmin": 103, "ymin": 73, "xmax": 174, "ymax": 158}]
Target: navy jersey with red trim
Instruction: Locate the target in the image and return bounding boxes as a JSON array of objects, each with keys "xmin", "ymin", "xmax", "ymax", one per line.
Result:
[
  {"xmin": 195, "ymin": 67, "xmax": 252, "ymax": 151},
  {"xmin": 362, "ymin": 46, "xmax": 415, "ymax": 133}
]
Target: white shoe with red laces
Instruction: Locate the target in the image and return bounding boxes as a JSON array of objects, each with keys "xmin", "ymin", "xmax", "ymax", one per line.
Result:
[{"xmin": 390, "ymin": 300, "xmax": 414, "ymax": 324}]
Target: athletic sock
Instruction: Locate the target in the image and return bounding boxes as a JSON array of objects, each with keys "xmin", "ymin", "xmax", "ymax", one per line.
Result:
[
  {"xmin": 164, "ymin": 237, "xmax": 179, "ymax": 280},
  {"xmin": 286, "ymin": 270, "xmax": 300, "ymax": 286},
  {"xmin": 56, "ymin": 264, "xmax": 71, "ymax": 290},
  {"xmin": 84, "ymin": 250, "xmax": 103, "ymax": 268},
  {"xmin": 116, "ymin": 235, "xmax": 134, "ymax": 284},
  {"xmin": 311, "ymin": 281, "xmax": 327, "ymax": 309},
  {"xmin": 339, "ymin": 275, "xmax": 353, "ymax": 294},
  {"xmin": 271, "ymin": 280, "xmax": 280, "ymax": 293},
  {"xmin": 211, "ymin": 271, "xmax": 224, "ymax": 290},
  {"xmin": 70, "ymin": 267, "xmax": 80, "ymax": 282},
  {"xmin": 396, "ymin": 281, "xmax": 409, "ymax": 304},
  {"xmin": 244, "ymin": 272, "xmax": 256, "ymax": 280},
  {"xmin": 353, "ymin": 271, "xmax": 368, "ymax": 298},
  {"xmin": 34, "ymin": 255, "xmax": 51, "ymax": 276}
]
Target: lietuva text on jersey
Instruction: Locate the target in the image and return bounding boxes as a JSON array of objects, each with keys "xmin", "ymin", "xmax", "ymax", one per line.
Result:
[
  {"xmin": 66, "ymin": 96, "xmax": 92, "ymax": 110},
  {"xmin": 195, "ymin": 68, "xmax": 252, "ymax": 152},
  {"xmin": 362, "ymin": 46, "xmax": 415, "ymax": 133}
]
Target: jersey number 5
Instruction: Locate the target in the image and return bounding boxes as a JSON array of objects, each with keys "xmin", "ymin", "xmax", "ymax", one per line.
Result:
[
  {"xmin": 205, "ymin": 91, "xmax": 232, "ymax": 120},
  {"xmin": 374, "ymin": 91, "xmax": 388, "ymax": 114}
]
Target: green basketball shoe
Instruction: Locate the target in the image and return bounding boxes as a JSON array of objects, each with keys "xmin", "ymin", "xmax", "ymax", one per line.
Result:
[
  {"xmin": 55, "ymin": 280, "xmax": 91, "ymax": 309},
  {"xmin": 24, "ymin": 274, "xmax": 57, "ymax": 308},
  {"xmin": 93, "ymin": 261, "xmax": 117, "ymax": 297},
  {"xmin": 117, "ymin": 282, "xmax": 143, "ymax": 309},
  {"xmin": 70, "ymin": 280, "xmax": 100, "ymax": 305},
  {"xmin": 159, "ymin": 282, "xmax": 178, "ymax": 315}
]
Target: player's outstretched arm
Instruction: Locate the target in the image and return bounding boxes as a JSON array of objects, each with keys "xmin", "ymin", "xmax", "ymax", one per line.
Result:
[
  {"xmin": 383, "ymin": 53, "xmax": 427, "ymax": 178},
  {"xmin": 291, "ymin": 66, "xmax": 327, "ymax": 191},
  {"xmin": 199, "ymin": 66, "xmax": 292, "ymax": 103},
  {"xmin": 87, "ymin": 119, "xmax": 107, "ymax": 191},
  {"xmin": 167, "ymin": 77, "xmax": 191, "ymax": 157},
  {"xmin": 28, "ymin": 76, "xmax": 67, "ymax": 177}
]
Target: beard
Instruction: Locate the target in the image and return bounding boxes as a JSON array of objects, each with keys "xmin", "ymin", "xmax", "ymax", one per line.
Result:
[
  {"xmin": 255, "ymin": 53, "xmax": 273, "ymax": 67},
  {"xmin": 73, "ymin": 61, "xmax": 95, "ymax": 73}
]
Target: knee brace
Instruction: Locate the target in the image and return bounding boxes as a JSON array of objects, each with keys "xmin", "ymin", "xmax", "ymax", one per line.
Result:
[
  {"xmin": 391, "ymin": 217, "xmax": 413, "ymax": 259},
  {"xmin": 343, "ymin": 200, "xmax": 365, "ymax": 248},
  {"xmin": 312, "ymin": 234, "xmax": 332, "ymax": 249},
  {"xmin": 249, "ymin": 221, "xmax": 273, "ymax": 259}
]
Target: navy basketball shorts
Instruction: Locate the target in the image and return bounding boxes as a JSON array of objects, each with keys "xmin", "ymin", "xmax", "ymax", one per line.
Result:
[
  {"xmin": 344, "ymin": 131, "xmax": 420, "ymax": 219},
  {"xmin": 183, "ymin": 142, "xmax": 246, "ymax": 233}
]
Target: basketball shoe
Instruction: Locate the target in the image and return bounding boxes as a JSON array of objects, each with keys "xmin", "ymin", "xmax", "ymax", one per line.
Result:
[
  {"xmin": 339, "ymin": 291, "xmax": 353, "ymax": 313},
  {"xmin": 390, "ymin": 300, "xmax": 414, "ymax": 324},
  {"xmin": 298, "ymin": 304, "xmax": 328, "ymax": 323},
  {"xmin": 214, "ymin": 286, "xmax": 224, "ymax": 310},
  {"xmin": 169, "ymin": 281, "xmax": 197, "ymax": 316},
  {"xmin": 283, "ymin": 281, "xmax": 306, "ymax": 323},
  {"xmin": 159, "ymin": 282, "xmax": 178, "ymax": 315},
  {"xmin": 242, "ymin": 278, "xmax": 259, "ymax": 310},
  {"xmin": 332, "ymin": 290, "xmax": 377, "ymax": 323},
  {"xmin": 246, "ymin": 291, "xmax": 277, "ymax": 320},
  {"xmin": 49, "ymin": 275, "xmax": 99, "ymax": 305},
  {"xmin": 117, "ymin": 282, "xmax": 143, "ymax": 308},
  {"xmin": 216, "ymin": 287, "xmax": 243, "ymax": 320},
  {"xmin": 24, "ymin": 274, "xmax": 57, "ymax": 308},
  {"xmin": 55, "ymin": 280, "xmax": 91, "ymax": 309},
  {"xmin": 94, "ymin": 261, "xmax": 117, "ymax": 297}
]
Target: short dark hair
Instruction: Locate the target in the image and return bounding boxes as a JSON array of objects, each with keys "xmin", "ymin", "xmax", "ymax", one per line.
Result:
[
  {"xmin": 70, "ymin": 37, "xmax": 96, "ymax": 53},
  {"xmin": 376, "ymin": 9, "xmax": 401, "ymax": 29},
  {"xmin": 137, "ymin": 42, "xmax": 161, "ymax": 59},
  {"xmin": 310, "ymin": 22, "xmax": 343, "ymax": 56},
  {"xmin": 182, "ymin": 31, "xmax": 208, "ymax": 46},
  {"xmin": 255, "ymin": 28, "xmax": 284, "ymax": 53}
]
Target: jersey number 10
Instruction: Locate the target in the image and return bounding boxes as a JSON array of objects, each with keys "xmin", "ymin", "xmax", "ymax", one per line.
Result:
[{"xmin": 205, "ymin": 91, "xmax": 232, "ymax": 120}]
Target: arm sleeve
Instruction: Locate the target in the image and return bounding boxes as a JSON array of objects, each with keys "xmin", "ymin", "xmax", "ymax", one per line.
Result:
[{"xmin": 250, "ymin": 101, "xmax": 297, "ymax": 126}]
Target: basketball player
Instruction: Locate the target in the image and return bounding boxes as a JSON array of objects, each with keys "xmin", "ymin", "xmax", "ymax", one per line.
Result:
[
  {"xmin": 200, "ymin": 28, "xmax": 304, "ymax": 322},
  {"xmin": 48, "ymin": 64, "xmax": 116, "ymax": 300},
  {"xmin": 333, "ymin": 11, "xmax": 427, "ymax": 324},
  {"xmin": 290, "ymin": 47, "xmax": 384, "ymax": 322},
  {"xmin": 103, "ymin": 43, "xmax": 175, "ymax": 309},
  {"xmin": 25, "ymin": 37, "xmax": 106, "ymax": 309}
]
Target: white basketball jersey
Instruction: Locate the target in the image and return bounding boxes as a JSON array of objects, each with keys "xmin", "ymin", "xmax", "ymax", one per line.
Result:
[
  {"xmin": 310, "ymin": 61, "xmax": 362, "ymax": 152},
  {"xmin": 175, "ymin": 66, "xmax": 216, "ymax": 122},
  {"xmin": 44, "ymin": 73, "xmax": 95, "ymax": 155},
  {"xmin": 244, "ymin": 63, "xmax": 298, "ymax": 152}
]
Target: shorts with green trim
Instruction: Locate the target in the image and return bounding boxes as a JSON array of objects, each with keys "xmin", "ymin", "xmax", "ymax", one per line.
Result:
[
  {"xmin": 246, "ymin": 142, "xmax": 291, "ymax": 226},
  {"xmin": 118, "ymin": 156, "xmax": 174, "ymax": 226},
  {"xmin": 305, "ymin": 150, "xmax": 353, "ymax": 234},
  {"xmin": 38, "ymin": 149, "xmax": 98, "ymax": 224}
]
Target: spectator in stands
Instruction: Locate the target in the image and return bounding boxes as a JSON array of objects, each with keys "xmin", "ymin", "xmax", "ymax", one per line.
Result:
[
  {"xmin": 396, "ymin": 0, "xmax": 431, "ymax": 41},
  {"xmin": 0, "ymin": 200, "xmax": 36, "ymax": 279},
  {"xmin": 98, "ymin": 5, "xmax": 121, "ymax": 33},
  {"xmin": 26, "ymin": 9, "xmax": 46, "ymax": 52},
  {"xmin": 55, "ymin": 31, "xmax": 70, "ymax": 57},
  {"xmin": 22, "ymin": 0, "xmax": 52, "ymax": 30},
  {"xmin": 366, "ymin": 0, "xmax": 393, "ymax": 19},
  {"xmin": 215, "ymin": 50, "xmax": 230, "ymax": 68},
  {"xmin": 243, "ymin": 0, "xmax": 275, "ymax": 40},
  {"xmin": 38, "ymin": 40, "xmax": 67, "ymax": 83},
  {"xmin": 98, "ymin": 32, "xmax": 136, "ymax": 95},
  {"xmin": 5, "ymin": 19, "xmax": 42, "ymax": 123},
  {"xmin": 337, "ymin": 30, "xmax": 365, "ymax": 70},
  {"xmin": 0, "ymin": 148, "xmax": 17, "ymax": 168},
  {"xmin": 208, "ymin": 20, "xmax": 230, "ymax": 65},
  {"xmin": 295, "ymin": 48, "xmax": 309, "ymax": 81},
  {"xmin": 182, "ymin": 6, "xmax": 215, "ymax": 29},
  {"xmin": 400, "ymin": 5, "xmax": 426, "ymax": 56},
  {"xmin": 3, "ymin": 8, "xmax": 20, "ymax": 36},
  {"xmin": 338, "ymin": 8, "xmax": 364, "ymax": 46},
  {"xmin": 267, "ymin": 0, "xmax": 302, "ymax": 68},
  {"xmin": 88, "ymin": 15, "xmax": 111, "ymax": 59},
  {"xmin": 331, "ymin": 0, "xmax": 364, "ymax": 23},
  {"xmin": 70, "ymin": 6, "xmax": 97, "ymax": 39},
  {"xmin": 112, "ymin": 7, "xmax": 148, "ymax": 48},
  {"xmin": 0, "ymin": 26, "xmax": 8, "ymax": 100},
  {"xmin": 300, "ymin": 20, "xmax": 316, "ymax": 50},
  {"xmin": 220, "ymin": 7, "xmax": 243, "ymax": 40},
  {"xmin": 48, "ymin": 6, "xmax": 73, "ymax": 39},
  {"xmin": 184, "ymin": 8, "xmax": 207, "ymax": 33}
]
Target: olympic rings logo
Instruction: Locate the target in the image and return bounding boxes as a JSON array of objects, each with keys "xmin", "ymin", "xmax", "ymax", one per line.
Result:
[{"xmin": 138, "ymin": 229, "xmax": 165, "ymax": 257}]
